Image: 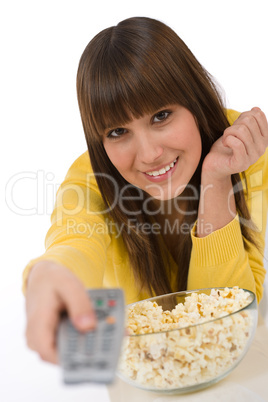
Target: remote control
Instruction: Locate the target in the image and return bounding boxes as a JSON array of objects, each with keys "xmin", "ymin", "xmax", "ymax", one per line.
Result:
[{"xmin": 57, "ymin": 288, "xmax": 125, "ymax": 384}]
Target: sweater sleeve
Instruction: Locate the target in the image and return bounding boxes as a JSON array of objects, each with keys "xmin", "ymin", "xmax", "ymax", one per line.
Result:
[
  {"xmin": 187, "ymin": 215, "xmax": 266, "ymax": 303},
  {"xmin": 187, "ymin": 146, "xmax": 268, "ymax": 304},
  {"xmin": 187, "ymin": 109, "xmax": 268, "ymax": 303},
  {"xmin": 22, "ymin": 152, "xmax": 111, "ymax": 293}
]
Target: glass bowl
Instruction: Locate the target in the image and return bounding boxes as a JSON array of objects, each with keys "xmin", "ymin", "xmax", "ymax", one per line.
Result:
[{"xmin": 117, "ymin": 287, "xmax": 257, "ymax": 394}]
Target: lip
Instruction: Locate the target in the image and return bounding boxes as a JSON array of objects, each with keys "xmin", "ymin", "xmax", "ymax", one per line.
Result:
[{"xmin": 142, "ymin": 157, "xmax": 179, "ymax": 182}]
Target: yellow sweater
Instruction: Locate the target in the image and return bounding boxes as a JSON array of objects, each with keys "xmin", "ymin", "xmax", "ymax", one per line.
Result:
[{"xmin": 23, "ymin": 110, "xmax": 267, "ymax": 303}]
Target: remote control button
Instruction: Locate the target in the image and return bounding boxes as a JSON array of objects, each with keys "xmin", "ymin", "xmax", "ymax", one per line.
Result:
[
  {"xmin": 106, "ymin": 316, "xmax": 116, "ymax": 325},
  {"xmin": 108, "ymin": 300, "xmax": 117, "ymax": 307},
  {"xmin": 96, "ymin": 310, "xmax": 108, "ymax": 320},
  {"xmin": 85, "ymin": 337, "xmax": 95, "ymax": 351},
  {"xmin": 104, "ymin": 325, "xmax": 115, "ymax": 333},
  {"xmin": 95, "ymin": 360, "xmax": 108, "ymax": 369},
  {"xmin": 102, "ymin": 343, "xmax": 111, "ymax": 352},
  {"xmin": 96, "ymin": 299, "xmax": 104, "ymax": 307},
  {"xmin": 68, "ymin": 340, "xmax": 77, "ymax": 352}
]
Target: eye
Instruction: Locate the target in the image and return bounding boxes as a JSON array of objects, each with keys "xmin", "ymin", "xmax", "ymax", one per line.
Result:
[
  {"xmin": 107, "ymin": 127, "xmax": 127, "ymax": 139},
  {"xmin": 153, "ymin": 110, "xmax": 171, "ymax": 123}
]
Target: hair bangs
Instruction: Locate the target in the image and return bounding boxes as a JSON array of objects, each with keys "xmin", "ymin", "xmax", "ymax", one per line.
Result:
[{"xmin": 88, "ymin": 41, "xmax": 185, "ymax": 137}]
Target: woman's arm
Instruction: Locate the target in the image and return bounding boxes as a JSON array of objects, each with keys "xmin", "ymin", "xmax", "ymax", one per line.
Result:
[
  {"xmin": 22, "ymin": 152, "xmax": 111, "ymax": 293},
  {"xmin": 197, "ymin": 107, "xmax": 268, "ymax": 237},
  {"xmin": 23, "ymin": 152, "xmax": 111, "ymax": 363},
  {"xmin": 188, "ymin": 108, "xmax": 268, "ymax": 302}
]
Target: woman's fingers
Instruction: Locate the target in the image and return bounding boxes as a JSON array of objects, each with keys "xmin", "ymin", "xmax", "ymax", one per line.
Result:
[
  {"xmin": 26, "ymin": 305, "xmax": 59, "ymax": 364},
  {"xmin": 250, "ymin": 107, "xmax": 268, "ymax": 139},
  {"xmin": 55, "ymin": 272, "xmax": 96, "ymax": 332},
  {"xmin": 223, "ymin": 134, "xmax": 250, "ymax": 172},
  {"xmin": 25, "ymin": 261, "xmax": 97, "ymax": 364},
  {"xmin": 222, "ymin": 107, "xmax": 268, "ymax": 165},
  {"xmin": 202, "ymin": 108, "xmax": 268, "ymax": 180}
]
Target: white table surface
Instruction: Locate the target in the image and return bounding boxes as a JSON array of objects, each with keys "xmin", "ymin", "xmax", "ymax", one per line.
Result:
[{"xmin": 2, "ymin": 289, "xmax": 267, "ymax": 402}]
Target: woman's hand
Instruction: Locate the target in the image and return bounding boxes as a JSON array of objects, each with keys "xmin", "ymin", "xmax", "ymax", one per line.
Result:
[
  {"xmin": 197, "ymin": 107, "xmax": 268, "ymax": 237},
  {"xmin": 202, "ymin": 107, "xmax": 268, "ymax": 180},
  {"xmin": 25, "ymin": 261, "xmax": 96, "ymax": 364}
]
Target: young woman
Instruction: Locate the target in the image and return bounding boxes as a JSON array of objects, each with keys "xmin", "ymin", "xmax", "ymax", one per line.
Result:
[{"xmin": 24, "ymin": 17, "xmax": 268, "ymax": 364}]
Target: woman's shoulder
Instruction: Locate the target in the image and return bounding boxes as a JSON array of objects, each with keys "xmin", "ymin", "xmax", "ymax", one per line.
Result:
[
  {"xmin": 66, "ymin": 151, "xmax": 93, "ymax": 176},
  {"xmin": 62, "ymin": 151, "xmax": 101, "ymax": 193},
  {"xmin": 63, "ymin": 151, "xmax": 94, "ymax": 182},
  {"xmin": 226, "ymin": 108, "xmax": 241, "ymax": 125}
]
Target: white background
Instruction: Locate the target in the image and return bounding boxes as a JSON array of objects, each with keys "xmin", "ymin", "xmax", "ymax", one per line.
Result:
[{"xmin": 1, "ymin": 1, "xmax": 268, "ymax": 401}]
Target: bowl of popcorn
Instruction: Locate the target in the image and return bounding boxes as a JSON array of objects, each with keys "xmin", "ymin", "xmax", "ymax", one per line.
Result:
[{"xmin": 117, "ymin": 287, "xmax": 257, "ymax": 394}]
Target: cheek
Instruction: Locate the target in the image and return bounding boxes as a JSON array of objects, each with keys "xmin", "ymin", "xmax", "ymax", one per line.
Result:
[
  {"xmin": 191, "ymin": 132, "xmax": 202, "ymax": 156},
  {"xmin": 103, "ymin": 144, "xmax": 131, "ymax": 175},
  {"xmin": 184, "ymin": 120, "xmax": 202, "ymax": 152},
  {"xmin": 170, "ymin": 124, "xmax": 201, "ymax": 154},
  {"xmin": 103, "ymin": 144, "xmax": 117, "ymax": 166}
]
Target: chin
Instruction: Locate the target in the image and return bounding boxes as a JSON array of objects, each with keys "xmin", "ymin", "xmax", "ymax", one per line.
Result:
[{"xmin": 146, "ymin": 186, "xmax": 187, "ymax": 202}]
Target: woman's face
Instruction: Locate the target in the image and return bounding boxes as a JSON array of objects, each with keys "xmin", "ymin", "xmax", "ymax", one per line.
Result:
[{"xmin": 102, "ymin": 105, "xmax": 202, "ymax": 201}]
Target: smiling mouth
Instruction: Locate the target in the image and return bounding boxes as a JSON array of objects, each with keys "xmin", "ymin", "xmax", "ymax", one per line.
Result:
[{"xmin": 144, "ymin": 157, "xmax": 179, "ymax": 177}]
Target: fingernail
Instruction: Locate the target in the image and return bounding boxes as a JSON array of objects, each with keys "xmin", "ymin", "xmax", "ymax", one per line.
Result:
[{"xmin": 74, "ymin": 314, "xmax": 95, "ymax": 329}]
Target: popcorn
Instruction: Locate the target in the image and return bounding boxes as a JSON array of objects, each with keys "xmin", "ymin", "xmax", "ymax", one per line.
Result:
[{"xmin": 118, "ymin": 287, "xmax": 255, "ymax": 390}]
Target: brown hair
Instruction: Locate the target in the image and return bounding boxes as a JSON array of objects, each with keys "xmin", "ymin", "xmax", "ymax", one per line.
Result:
[{"xmin": 77, "ymin": 17, "xmax": 257, "ymax": 296}]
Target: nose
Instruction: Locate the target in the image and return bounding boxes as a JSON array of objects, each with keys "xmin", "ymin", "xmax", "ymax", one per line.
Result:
[{"xmin": 136, "ymin": 130, "xmax": 163, "ymax": 165}]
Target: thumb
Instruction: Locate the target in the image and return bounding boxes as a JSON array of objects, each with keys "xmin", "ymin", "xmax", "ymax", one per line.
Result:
[{"xmin": 57, "ymin": 277, "xmax": 97, "ymax": 332}]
